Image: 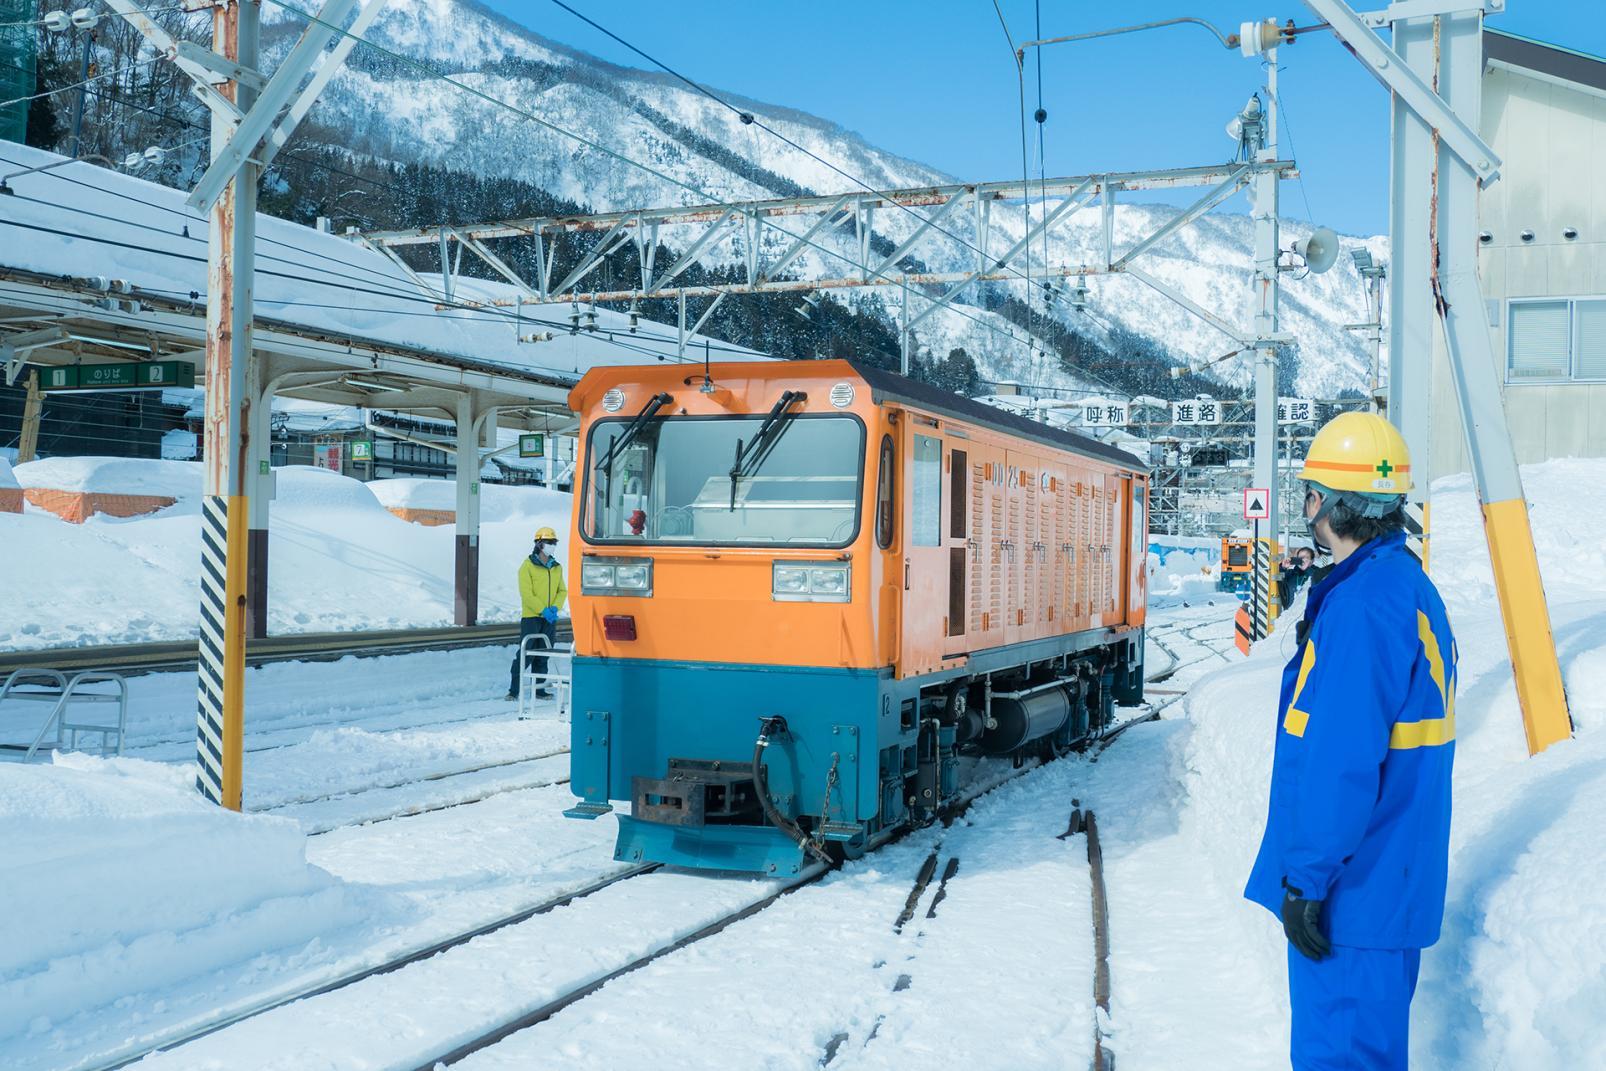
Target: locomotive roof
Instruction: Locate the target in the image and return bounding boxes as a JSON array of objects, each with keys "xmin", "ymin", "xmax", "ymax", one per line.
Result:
[{"xmin": 847, "ymin": 362, "xmax": 1149, "ymax": 473}]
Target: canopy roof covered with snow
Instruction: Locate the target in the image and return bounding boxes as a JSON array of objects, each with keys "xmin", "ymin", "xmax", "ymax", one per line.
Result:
[{"xmin": 0, "ymin": 144, "xmax": 769, "ymax": 424}]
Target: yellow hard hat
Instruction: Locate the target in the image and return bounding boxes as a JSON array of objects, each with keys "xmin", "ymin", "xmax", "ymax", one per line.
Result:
[
  {"xmin": 1298, "ymin": 411, "xmax": 1412, "ymax": 494},
  {"xmin": 534, "ymin": 526, "xmax": 559, "ymax": 542}
]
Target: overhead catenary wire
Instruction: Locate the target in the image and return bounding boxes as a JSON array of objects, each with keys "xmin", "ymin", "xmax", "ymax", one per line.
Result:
[
  {"xmin": 0, "ymin": 56, "xmax": 159, "ymax": 110},
  {"xmin": 0, "ymin": 55, "xmax": 461, "ymax": 216},
  {"xmin": 261, "ymin": 0, "xmax": 1105, "ymax": 383},
  {"xmin": 542, "ymin": 0, "xmax": 1041, "ymax": 295}
]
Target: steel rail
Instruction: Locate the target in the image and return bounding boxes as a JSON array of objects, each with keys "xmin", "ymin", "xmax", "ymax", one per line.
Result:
[
  {"xmin": 413, "ymin": 710, "xmax": 1162, "ymax": 1068},
  {"xmin": 82, "ymin": 863, "xmax": 658, "ymax": 1071},
  {"xmin": 0, "ymin": 622, "xmax": 569, "ymax": 677}
]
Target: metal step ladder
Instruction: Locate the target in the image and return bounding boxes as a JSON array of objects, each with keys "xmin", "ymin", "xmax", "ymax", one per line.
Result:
[
  {"xmin": 517, "ymin": 634, "xmax": 573, "ymax": 722},
  {"xmin": 0, "ymin": 669, "xmax": 129, "ymax": 761}
]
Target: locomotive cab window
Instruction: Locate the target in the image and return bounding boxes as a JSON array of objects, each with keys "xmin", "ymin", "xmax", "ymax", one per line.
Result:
[
  {"xmin": 875, "ymin": 435, "xmax": 895, "ymax": 549},
  {"xmin": 585, "ymin": 413, "xmax": 866, "ymax": 548}
]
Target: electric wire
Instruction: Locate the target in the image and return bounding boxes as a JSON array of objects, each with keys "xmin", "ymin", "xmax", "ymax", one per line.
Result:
[
  {"xmin": 261, "ymin": 0, "xmax": 1090, "ymax": 377},
  {"xmin": 14, "ymin": 6, "xmax": 1115, "ymax": 386},
  {"xmin": 542, "ymin": 0, "xmax": 1040, "ymax": 294},
  {"xmin": 1270, "ymin": 71, "xmax": 1317, "ymax": 226},
  {"xmin": 0, "ymin": 56, "xmax": 158, "ymax": 109},
  {"xmin": 993, "ymin": 0, "xmax": 1036, "ymax": 373},
  {"xmin": 0, "ymin": 54, "xmax": 430, "ymax": 207}
]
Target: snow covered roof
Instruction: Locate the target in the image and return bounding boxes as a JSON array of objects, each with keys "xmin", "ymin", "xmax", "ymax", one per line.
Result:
[{"xmin": 0, "ymin": 144, "xmax": 771, "ymax": 386}]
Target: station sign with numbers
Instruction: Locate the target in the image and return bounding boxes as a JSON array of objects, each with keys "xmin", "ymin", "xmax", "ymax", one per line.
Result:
[{"xmin": 36, "ymin": 361, "xmax": 196, "ymax": 392}]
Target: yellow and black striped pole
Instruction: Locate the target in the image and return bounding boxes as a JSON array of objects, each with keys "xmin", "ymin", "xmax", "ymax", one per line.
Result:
[{"xmin": 195, "ymin": 0, "xmax": 258, "ymax": 810}]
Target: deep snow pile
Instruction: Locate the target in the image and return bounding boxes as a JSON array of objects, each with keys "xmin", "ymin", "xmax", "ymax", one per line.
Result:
[
  {"xmin": 366, "ymin": 477, "xmax": 573, "ymax": 525},
  {"xmin": 1138, "ymin": 458, "xmax": 1606, "ymax": 1068},
  {"xmin": 0, "ymin": 462, "xmax": 574, "ymax": 650},
  {"xmin": 10, "ymin": 456, "xmax": 203, "ymax": 500},
  {"xmin": 0, "ymin": 756, "xmax": 372, "ymax": 1050}
]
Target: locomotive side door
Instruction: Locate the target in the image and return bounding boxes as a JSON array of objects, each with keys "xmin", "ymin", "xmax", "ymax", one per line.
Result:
[
  {"xmin": 1127, "ymin": 474, "xmax": 1149, "ymax": 627},
  {"xmin": 943, "ymin": 436, "xmax": 972, "ymax": 659},
  {"xmin": 898, "ymin": 416, "xmax": 948, "ymax": 677},
  {"xmin": 1106, "ymin": 474, "xmax": 1128, "ymax": 622}
]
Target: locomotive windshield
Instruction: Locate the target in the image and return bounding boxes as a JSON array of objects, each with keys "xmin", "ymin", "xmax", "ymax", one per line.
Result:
[{"xmin": 584, "ymin": 414, "xmax": 865, "ymax": 547}]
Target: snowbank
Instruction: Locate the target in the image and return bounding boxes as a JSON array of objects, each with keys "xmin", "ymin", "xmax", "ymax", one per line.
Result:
[
  {"xmin": 0, "ymin": 456, "xmax": 18, "ymax": 489},
  {"xmin": 12, "ymin": 457, "xmax": 201, "ymax": 500},
  {"xmin": 0, "ymin": 755, "xmax": 371, "ymax": 1046},
  {"xmin": 367, "ymin": 477, "xmax": 571, "ymax": 526},
  {"xmin": 1150, "ymin": 458, "xmax": 1606, "ymax": 1067},
  {"xmin": 0, "ymin": 461, "xmax": 574, "ymax": 649}
]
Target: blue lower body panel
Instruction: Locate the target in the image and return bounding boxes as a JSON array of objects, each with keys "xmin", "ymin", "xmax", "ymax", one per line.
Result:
[
  {"xmin": 568, "ymin": 633, "xmax": 1137, "ymax": 874},
  {"xmin": 569, "ymin": 657, "xmax": 886, "ymax": 873}
]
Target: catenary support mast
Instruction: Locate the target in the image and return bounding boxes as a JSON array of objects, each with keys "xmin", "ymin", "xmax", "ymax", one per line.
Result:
[{"xmin": 195, "ymin": 0, "xmax": 258, "ymax": 810}]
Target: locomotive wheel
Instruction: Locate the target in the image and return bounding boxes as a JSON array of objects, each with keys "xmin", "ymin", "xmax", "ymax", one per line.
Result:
[{"xmin": 825, "ymin": 837, "xmax": 867, "ymax": 868}]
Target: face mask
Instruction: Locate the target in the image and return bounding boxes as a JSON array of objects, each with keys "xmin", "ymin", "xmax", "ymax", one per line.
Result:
[{"xmin": 1305, "ymin": 492, "xmax": 1333, "ymax": 557}]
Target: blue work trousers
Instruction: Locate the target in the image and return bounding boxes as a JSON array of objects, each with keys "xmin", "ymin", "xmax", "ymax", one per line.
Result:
[
  {"xmin": 1288, "ymin": 944, "xmax": 1420, "ymax": 1070},
  {"xmin": 510, "ymin": 616, "xmax": 556, "ymax": 696}
]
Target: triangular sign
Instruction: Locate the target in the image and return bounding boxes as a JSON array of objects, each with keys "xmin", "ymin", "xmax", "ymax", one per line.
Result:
[{"xmin": 1249, "ymin": 496, "xmax": 1264, "ymax": 512}]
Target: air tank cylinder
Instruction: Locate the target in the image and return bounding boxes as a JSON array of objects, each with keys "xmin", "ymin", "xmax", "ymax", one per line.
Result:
[{"xmin": 976, "ymin": 681, "xmax": 1077, "ymax": 754}]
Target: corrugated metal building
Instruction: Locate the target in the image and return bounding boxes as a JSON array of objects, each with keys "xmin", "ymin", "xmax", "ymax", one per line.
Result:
[{"xmin": 1431, "ymin": 30, "xmax": 1606, "ymax": 475}]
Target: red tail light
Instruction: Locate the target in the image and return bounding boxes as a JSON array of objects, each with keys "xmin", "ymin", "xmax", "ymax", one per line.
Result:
[{"xmin": 603, "ymin": 614, "xmax": 637, "ymax": 641}]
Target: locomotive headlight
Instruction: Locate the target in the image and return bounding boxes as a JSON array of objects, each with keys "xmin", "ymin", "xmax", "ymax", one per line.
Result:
[
  {"xmin": 808, "ymin": 566, "xmax": 848, "ymax": 597},
  {"xmin": 580, "ymin": 557, "xmax": 654, "ymax": 597},
  {"xmin": 773, "ymin": 566, "xmax": 811, "ymax": 595},
  {"xmin": 613, "ymin": 563, "xmax": 652, "ymax": 590},
  {"xmin": 581, "ymin": 563, "xmax": 616, "ymax": 591},
  {"xmin": 772, "ymin": 561, "xmax": 850, "ymax": 603}
]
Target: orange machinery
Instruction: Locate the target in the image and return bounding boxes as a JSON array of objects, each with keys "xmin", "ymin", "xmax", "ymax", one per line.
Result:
[{"xmin": 564, "ymin": 360, "xmax": 1149, "ymax": 874}]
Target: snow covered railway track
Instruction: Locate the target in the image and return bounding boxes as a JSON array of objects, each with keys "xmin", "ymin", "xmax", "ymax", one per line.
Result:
[
  {"xmin": 84, "ymin": 863, "xmax": 657, "ymax": 1071},
  {"xmin": 407, "ymin": 863, "xmax": 834, "ymax": 1070},
  {"xmin": 0, "ymin": 622, "xmax": 548, "ymax": 677},
  {"xmin": 249, "ymin": 746, "xmax": 567, "ymax": 811}
]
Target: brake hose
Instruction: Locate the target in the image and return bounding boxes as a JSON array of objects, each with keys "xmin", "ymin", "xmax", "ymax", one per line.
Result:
[{"xmin": 754, "ymin": 716, "xmax": 833, "ymax": 865}]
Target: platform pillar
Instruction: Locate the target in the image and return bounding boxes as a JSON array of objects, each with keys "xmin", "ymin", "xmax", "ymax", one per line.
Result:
[{"xmin": 453, "ymin": 394, "xmax": 481, "ymax": 626}]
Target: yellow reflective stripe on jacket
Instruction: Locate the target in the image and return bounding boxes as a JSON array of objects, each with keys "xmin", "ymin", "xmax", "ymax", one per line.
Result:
[
  {"xmin": 1283, "ymin": 640, "xmax": 1317, "ymax": 737},
  {"xmin": 1390, "ymin": 610, "xmax": 1455, "ymax": 750}
]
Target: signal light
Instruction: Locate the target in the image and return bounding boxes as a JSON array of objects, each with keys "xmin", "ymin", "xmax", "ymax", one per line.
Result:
[{"xmin": 603, "ymin": 615, "xmax": 637, "ymax": 641}]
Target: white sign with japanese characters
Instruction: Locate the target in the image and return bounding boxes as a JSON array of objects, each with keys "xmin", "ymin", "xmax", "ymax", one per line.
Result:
[
  {"xmin": 1171, "ymin": 397, "xmax": 1222, "ymax": 426},
  {"xmin": 1277, "ymin": 397, "xmax": 1317, "ymax": 425},
  {"xmin": 1079, "ymin": 397, "xmax": 1130, "ymax": 427}
]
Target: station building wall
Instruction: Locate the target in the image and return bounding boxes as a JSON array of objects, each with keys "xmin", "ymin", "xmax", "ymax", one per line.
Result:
[{"xmin": 1430, "ymin": 47, "xmax": 1606, "ymax": 478}]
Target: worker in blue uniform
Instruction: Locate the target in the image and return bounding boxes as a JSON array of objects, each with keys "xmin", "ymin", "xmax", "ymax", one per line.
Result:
[
  {"xmin": 1245, "ymin": 412, "xmax": 1457, "ymax": 1070},
  {"xmin": 507, "ymin": 526, "xmax": 567, "ymax": 700}
]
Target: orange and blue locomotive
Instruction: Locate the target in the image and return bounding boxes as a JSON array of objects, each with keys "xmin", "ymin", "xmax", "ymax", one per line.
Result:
[{"xmin": 564, "ymin": 360, "xmax": 1148, "ymax": 874}]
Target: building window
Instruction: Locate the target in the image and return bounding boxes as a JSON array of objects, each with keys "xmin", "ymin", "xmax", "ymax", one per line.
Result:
[{"xmin": 1508, "ymin": 297, "xmax": 1606, "ymax": 382}]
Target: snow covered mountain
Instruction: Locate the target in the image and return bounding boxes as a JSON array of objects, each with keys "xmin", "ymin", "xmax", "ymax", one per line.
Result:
[{"xmin": 266, "ymin": 0, "xmax": 1380, "ymax": 398}]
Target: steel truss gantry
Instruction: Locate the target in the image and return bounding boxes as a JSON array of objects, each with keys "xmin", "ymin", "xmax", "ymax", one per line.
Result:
[{"xmin": 358, "ymin": 162, "xmax": 1292, "ymax": 344}]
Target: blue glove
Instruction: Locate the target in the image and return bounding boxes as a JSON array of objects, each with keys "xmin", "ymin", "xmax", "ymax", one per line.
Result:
[{"xmin": 541, "ymin": 606, "xmax": 559, "ymax": 624}]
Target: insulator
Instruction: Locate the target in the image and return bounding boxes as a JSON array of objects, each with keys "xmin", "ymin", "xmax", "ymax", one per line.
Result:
[
  {"xmin": 42, "ymin": 11, "xmax": 71, "ymax": 31},
  {"xmin": 70, "ymin": 7, "xmax": 98, "ymax": 29}
]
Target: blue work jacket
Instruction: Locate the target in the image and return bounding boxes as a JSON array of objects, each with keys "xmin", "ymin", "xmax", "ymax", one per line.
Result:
[{"xmin": 1245, "ymin": 532, "xmax": 1457, "ymax": 949}]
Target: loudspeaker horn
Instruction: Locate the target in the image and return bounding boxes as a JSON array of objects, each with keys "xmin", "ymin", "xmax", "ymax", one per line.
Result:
[{"xmin": 1292, "ymin": 227, "xmax": 1339, "ymax": 274}]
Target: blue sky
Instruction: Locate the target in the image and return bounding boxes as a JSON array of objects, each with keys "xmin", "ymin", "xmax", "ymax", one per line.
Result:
[{"xmin": 483, "ymin": 2, "xmax": 1605, "ymax": 237}]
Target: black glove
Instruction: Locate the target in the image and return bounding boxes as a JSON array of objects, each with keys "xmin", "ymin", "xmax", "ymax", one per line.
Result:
[{"xmin": 1281, "ymin": 888, "xmax": 1332, "ymax": 961}]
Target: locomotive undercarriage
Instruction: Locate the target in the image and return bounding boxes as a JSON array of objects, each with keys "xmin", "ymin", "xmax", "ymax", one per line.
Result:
[{"xmin": 615, "ymin": 632, "xmax": 1144, "ymax": 870}]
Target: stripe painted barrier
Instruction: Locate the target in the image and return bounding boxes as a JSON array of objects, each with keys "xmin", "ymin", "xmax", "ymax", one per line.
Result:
[{"xmin": 1235, "ymin": 605, "xmax": 1253, "ymax": 656}]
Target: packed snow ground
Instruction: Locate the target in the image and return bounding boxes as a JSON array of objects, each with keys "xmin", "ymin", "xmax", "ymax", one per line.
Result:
[
  {"xmin": 1, "ymin": 460, "xmax": 1603, "ymax": 1069},
  {"xmin": 0, "ymin": 460, "xmax": 573, "ymax": 650}
]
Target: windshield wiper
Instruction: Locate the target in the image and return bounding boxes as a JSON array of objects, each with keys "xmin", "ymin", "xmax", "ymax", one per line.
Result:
[
  {"xmin": 594, "ymin": 391, "xmax": 672, "ymax": 501},
  {"xmin": 729, "ymin": 390, "xmax": 807, "ymax": 510}
]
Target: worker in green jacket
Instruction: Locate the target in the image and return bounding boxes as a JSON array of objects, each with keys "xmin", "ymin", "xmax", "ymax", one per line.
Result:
[{"xmin": 507, "ymin": 526, "xmax": 567, "ymax": 700}]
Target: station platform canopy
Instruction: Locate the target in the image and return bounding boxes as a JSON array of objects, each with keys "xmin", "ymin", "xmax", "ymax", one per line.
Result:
[{"xmin": 0, "ymin": 143, "xmax": 772, "ymax": 429}]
